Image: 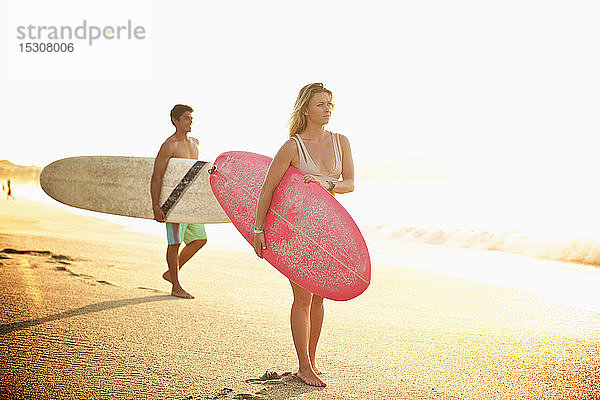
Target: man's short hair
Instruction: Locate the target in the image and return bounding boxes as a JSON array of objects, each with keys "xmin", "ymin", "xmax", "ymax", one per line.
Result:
[{"xmin": 170, "ymin": 104, "xmax": 194, "ymax": 127}]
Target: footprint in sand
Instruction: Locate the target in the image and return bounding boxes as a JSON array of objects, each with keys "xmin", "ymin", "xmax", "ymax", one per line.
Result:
[
  {"xmin": 2, "ymin": 248, "xmax": 173, "ymax": 293},
  {"xmin": 2, "ymin": 248, "xmax": 117, "ymax": 288},
  {"xmin": 245, "ymin": 371, "xmax": 291, "ymax": 383},
  {"xmin": 96, "ymin": 280, "xmax": 115, "ymax": 286},
  {"xmin": 137, "ymin": 286, "xmax": 165, "ymax": 294},
  {"xmin": 233, "ymin": 394, "xmax": 260, "ymax": 399},
  {"xmin": 1, "ymin": 248, "xmax": 78, "ymax": 263},
  {"xmin": 54, "ymin": 265, "xmax": 80, "ymax": 277},
  {"xmin": 207, "ymin": 388, "xmax": 233, "ymax": 399}
]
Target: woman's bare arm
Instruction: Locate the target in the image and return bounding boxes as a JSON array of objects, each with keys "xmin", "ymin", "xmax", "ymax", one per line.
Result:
[
  {"xmin": 253, "ymin": 139, "xmax": 297, "ymax": 257},
  {"xmin": 332, "ymin": 134, "xmax": 355, "ymax": 194}
]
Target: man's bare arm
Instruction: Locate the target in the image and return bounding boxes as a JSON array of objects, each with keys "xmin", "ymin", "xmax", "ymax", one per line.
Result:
[{"xmin": 151, "ymin": 142, "xmax": 173, "ymax": 222}]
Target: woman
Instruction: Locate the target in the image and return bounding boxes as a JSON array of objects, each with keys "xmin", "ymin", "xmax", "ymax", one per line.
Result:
[{"xmin": 253, "ymin": 83, "xmax": 355, "ymax": 387}]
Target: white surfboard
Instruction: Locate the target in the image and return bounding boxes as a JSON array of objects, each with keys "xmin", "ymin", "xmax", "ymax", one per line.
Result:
[{"xmin": 40, "ymin": 156, "xmax": 229, "ymax": 224}]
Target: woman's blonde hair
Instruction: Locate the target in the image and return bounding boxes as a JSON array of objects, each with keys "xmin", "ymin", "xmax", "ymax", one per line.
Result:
[{"xmin": 288, "ymin": 83, "xmax": 333, "ymax": 138}]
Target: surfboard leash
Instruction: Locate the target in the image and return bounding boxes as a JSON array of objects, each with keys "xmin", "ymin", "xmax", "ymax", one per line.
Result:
[
  {"xmin": 161, "ymin": 161, "xmax": 207, "ymax": 216},
  {"xmin": 209, "ymin": 164, "xmax": 368, "ymax": 285}
]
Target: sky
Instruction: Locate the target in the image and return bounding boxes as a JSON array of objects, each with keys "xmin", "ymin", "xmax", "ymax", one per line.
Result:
[{"xmin": 1, "ymin": 0, "xmax": 599, "ymax": 184}]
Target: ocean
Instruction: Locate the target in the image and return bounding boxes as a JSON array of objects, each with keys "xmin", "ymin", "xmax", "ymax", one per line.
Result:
[
  {"xmin": 341, "ymin": 180, "xmax": 600, "ymax": 267},
  {"xmin": 14, "ymin": 178, "xmax": 600, "ymax": 266}
]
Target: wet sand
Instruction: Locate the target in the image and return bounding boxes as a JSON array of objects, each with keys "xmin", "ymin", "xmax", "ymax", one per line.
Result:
[{"xmin": 1, "ymin": 197, "xmax": 599, "ymax": 399}]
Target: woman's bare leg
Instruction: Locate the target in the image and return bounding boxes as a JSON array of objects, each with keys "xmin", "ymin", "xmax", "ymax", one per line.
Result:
[
  {"xmin": 309, "ymin": 294, "xmax": 324, "ymax": 374},
  {"xmin": 289, "ymin": 281, "xmax": 326, "ymax": 387}
]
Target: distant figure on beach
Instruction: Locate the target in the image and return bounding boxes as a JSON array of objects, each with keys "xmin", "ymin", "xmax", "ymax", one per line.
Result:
[
  {"xmin": 151, "ymin": 104, "xmax": 207, "ymax": 299},
  {"xmin": 6, "ymin": 179, "xmax": 15, "ymax": 200},
  {"xmin": 253, "ymin": 83, "xmax": 355, "ymax": 387}
]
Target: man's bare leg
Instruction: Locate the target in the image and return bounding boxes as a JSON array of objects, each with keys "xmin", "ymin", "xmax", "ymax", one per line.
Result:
[
  {"xmin": 309, "ymin": 295, "xmax": 324, "ymax": 375},
  {"xmin": 166, "ymin": 244, "xmax": 194, "ymax": 299},
  {"xmin": 163, "ymin": 239, "xmax": 206, "ymax": 283},
  {"xmin": 290, "ymin": 281, "xmax": 326, "ymax": 387}
]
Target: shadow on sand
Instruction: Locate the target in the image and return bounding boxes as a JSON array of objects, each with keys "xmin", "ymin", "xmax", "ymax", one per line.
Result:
[{"xmin": 0, "ymin": 295, "xmax": 176, "ymax": 334}]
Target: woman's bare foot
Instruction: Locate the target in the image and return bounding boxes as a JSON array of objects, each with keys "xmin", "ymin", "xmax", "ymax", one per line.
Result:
[
  {"xmin": 311, "ymin": 364, "xmax": 323, "ymax": 375},
  {"xmin": 162, "ymin": 271, "xmax": 172, "ymax": 283},
  {"xmin": 294, "ymin": 368, "xmax": 326, "ymax": 387},
  {"xmin": 171, "ymin": 286, "xmax": 194, "ymax": 299}
]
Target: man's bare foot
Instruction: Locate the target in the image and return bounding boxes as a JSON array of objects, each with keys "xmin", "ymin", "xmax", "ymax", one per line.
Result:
[
  {"xmin": 163, "ymin": 270, "xmax": 185, "ymax": 284},
  {"xmin": 294, "ymin": 368, "xmax": 326, "ymax": 387},
  {"xmin": 171, "ymin": 287, "xmax": 194, "ymax": 299}
]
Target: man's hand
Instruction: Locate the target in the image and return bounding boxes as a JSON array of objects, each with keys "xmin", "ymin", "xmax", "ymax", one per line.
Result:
[{"xmin": 153, "ymin": 204, "xmax": 167, "ymax": 222}]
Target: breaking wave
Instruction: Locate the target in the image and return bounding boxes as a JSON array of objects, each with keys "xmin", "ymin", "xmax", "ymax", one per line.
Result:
[{"xmin": 364, "ymin": 224, "xmax": 600, "ymax": 267}]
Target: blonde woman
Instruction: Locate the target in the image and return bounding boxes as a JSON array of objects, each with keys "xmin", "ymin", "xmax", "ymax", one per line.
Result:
[{"xmin": 253, "ymin": 83, "xmax": 355, "ymax": 387}]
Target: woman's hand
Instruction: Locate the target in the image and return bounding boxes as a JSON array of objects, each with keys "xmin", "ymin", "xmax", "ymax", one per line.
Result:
[
  {"xmin": 303, "ymin": 174, "xmax": 330, "ymax": 191},
  {"xmin": 254, "ymin": 231, "xmax": 266, "ymax": 258}
]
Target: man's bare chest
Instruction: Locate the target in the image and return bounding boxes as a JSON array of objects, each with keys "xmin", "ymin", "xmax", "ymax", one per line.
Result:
[{"xmin": 171, "ymin": 141, "xmax": 198, "ymax": 159}]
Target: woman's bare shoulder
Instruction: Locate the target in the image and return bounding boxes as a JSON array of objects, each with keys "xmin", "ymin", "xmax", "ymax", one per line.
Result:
[
  {"xmin": 333, "ymin": 132, "xmax": 350, "ymax": 145},
  {"xmin": 282, "ymin": 137, "xmax": 297, "ymax": 149},
  {"xmin": 274, "ymin": 138, "xmax": 298, "ymax": 164}
]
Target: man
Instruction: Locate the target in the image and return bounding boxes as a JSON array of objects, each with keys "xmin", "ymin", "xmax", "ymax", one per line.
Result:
[
  {"xmin": 151, "ymin": 104, "xmax": 207, "ymax": 299},
  {"xmin": 6, "ymin": 179, "xmax": 14, "ymax": 200}
]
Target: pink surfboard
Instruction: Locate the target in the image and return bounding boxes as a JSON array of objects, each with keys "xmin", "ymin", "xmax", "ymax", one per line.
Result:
[{"xmin": 209, "ymin": 151, "xmax": 370, "ymax": 301}]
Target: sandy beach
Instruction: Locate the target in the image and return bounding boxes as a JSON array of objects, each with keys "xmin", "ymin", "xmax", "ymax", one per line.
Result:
[{"xmin": 1, "ymin": 195, "xmax": 600, "ymax": 399}]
